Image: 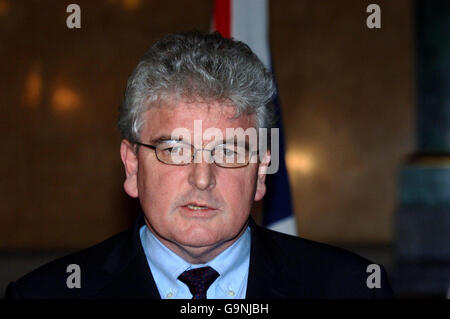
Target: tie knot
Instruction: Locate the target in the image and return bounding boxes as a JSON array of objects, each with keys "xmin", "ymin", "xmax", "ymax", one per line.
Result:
[{"xmin": 178, "ymin": 266, "xmax": 220, "ymax": 299}]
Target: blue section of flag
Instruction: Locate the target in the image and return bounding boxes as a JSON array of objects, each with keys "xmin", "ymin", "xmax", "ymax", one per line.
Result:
[{"xmin": 262, "ymin": 81, "xmax": 294, "ymax": 227}]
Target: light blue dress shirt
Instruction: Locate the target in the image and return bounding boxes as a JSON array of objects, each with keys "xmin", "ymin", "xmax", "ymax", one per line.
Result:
[{"xmin": 139, "ymin": 225, "xmax": 251, "ymax": 299}]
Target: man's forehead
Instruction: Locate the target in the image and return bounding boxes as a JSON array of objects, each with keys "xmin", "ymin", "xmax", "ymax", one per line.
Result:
[{"xmin": 141, "ymin": 100, "xmax": 256, "ymax": 137}]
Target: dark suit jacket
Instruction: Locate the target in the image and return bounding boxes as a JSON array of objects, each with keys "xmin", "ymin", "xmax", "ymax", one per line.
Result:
[{"xmin": 6, "ymin": 214, "xmax": 393, "ymax": 298}]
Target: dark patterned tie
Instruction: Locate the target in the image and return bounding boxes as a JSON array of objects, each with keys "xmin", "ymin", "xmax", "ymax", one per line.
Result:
[{"xmin": 178, "ymin": 266, "xmax": 220, "ymax": 299}]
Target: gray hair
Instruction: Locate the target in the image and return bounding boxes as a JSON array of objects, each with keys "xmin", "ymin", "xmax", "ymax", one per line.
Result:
[{"xmin": 118, "ymin": 31, "xmax": 276, "ymax": 142}]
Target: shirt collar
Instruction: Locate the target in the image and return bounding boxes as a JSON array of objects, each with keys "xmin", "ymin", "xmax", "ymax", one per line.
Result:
[
  {"xmin": 207, "ymin": 227, "xmax": 251, "ymax": 294},
  {"xmin": 140, "ymin": 224, "xmax": 251, "ymax": 297},
  {"xmin": 141, "ymin": 226, "xmax": 190, "ymax": 295}
]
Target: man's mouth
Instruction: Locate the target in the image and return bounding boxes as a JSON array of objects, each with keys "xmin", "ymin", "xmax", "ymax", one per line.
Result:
[
  {"xmin": 182, "ymin": 202, "xmax": 217, "ymax": 212},
  {"xmin": 186, "ymin": 204, "xmax": 210, "ymax": 210}
]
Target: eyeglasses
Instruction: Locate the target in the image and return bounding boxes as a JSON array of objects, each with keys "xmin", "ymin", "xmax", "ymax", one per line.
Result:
[{"xmin": 134, "ymin": 140, "xmax": 257, "ymax": 168}]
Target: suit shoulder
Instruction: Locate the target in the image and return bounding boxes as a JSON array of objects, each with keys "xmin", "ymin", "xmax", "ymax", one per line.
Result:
[
  {"xmin": 6, "ymin": 229, "xmax": 132, "ymax": 299},
  {"xmin": 261, "ymin": 227, "xmax": 372, "ymax": 267},
  {"xmin": 257, "ymin": 227, "xmax": 394, "ymax": 298},
  {"xmin": 258, "ymin": 227, "xmax": 384, "ymax": 282}
]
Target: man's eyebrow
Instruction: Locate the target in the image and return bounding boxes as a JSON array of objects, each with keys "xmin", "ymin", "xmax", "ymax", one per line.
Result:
[
  {"xmin": 149, "ymin": 136, "xmax": 251, "ymax": 148},
  {"xmin": 149, "ymin": 135, "xmax": 183, "ymax": 144}
]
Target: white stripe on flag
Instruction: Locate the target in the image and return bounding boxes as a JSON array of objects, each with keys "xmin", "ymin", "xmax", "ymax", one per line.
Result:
[
  {"xmin": 231, "ymin": 0, "xmax": 271, "ymax": 67},
  {"xmin": 267, "ymin": 216, "xmax": 297, "ymax": 236}
]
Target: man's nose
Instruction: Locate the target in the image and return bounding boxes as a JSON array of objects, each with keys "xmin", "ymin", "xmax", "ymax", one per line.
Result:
[{"xmin": 188, "ymin": 150, "xmax": 216, "ymax": 191}]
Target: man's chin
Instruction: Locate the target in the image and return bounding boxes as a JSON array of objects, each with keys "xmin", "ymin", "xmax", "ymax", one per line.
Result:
[{"xmin": 174, "ymin": 232, "xmax": 223, "ymax": 249}]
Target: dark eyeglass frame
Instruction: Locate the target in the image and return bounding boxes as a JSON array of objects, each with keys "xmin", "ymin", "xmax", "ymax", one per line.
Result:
[{"xmin": 134, "ymin": 141, "xmax": 258, "ymax": 168}]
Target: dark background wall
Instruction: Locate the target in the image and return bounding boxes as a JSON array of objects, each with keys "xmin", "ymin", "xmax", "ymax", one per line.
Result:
[
  {"xmin": 272, "ymin": 0, "xmax": 414, "ymax": 243},
  {"xmin": 1, "ymin": 0, "xmax": 427, "ymax": 297}
]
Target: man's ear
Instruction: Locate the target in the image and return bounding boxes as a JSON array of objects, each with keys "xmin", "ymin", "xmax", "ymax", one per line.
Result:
[
  {"xmin": 254, "ymin": 150, "xmax": 271, "ymax": 201},
  {"xmin": 120, "ymin": 139, "xmax": 139, "ymax": 198}
]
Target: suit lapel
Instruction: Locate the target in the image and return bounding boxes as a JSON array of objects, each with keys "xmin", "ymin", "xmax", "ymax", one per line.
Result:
[
  {"xmin": 245, "ymin": 218, "xmax": 288, "ymax": 298},
  {"xmin": 245, "ymin": 218, "xmax": 309, "ymax": 299},
  {"xmin": 99, "ymin": 213, "xmax": 161, "ymax": 299}
]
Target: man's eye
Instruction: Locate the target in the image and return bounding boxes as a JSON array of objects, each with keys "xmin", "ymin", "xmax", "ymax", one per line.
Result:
[
  {"xmin": 223, "ymin": 148, "xmax": 237, "ymax": 156},
  {"xmin": 163, "ymin": 146, "xmax": 183, "ymax": 153}
]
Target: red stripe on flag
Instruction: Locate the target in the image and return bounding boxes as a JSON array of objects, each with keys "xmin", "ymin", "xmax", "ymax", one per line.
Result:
[{"xmin": 213, "ymin": 0, "xmax": 231, "ymax": 38}]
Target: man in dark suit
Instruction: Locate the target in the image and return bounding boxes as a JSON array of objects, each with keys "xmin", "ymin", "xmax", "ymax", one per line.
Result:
[{"xmin": 6, "ymin": 31, "xmax": 393, "ymax": 299}]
